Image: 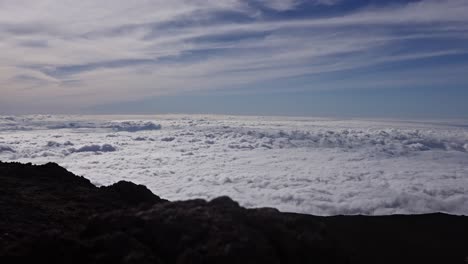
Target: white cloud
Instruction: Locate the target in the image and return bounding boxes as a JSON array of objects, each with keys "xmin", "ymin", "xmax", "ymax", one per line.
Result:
[
  {"xmin": 70, "ymin": 144, "xmax": 117, "ymax": 153},
  {"xmin": 0, "ymin": 145, "xmax": 15, "ymax": 153},
  {"xmin": 0, "ymin": 0, "xmax": 467, "ymax": 112},
  {"xmin": 255, "ymin": 0, "xmax": 301, "ymax": 11},
  {"xmin": 1, "ymin": 114, "xmax": 468, "ymax": 215}
]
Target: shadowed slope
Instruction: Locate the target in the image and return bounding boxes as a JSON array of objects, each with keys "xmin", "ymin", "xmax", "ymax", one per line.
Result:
[{"xmin": 0, "ymin": 161, "xmax": 467, "ymax": 263}]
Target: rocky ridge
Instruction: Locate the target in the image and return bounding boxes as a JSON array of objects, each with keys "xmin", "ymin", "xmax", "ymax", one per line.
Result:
[{"xmin": 0, "ymin": 161, "xmax": 467, "ymax": 263}]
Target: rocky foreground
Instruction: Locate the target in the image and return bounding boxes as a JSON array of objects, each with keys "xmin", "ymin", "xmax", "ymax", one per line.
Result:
[{"xmin": 0, "ymin": 161, "xmax": 467, "ymax": 263}]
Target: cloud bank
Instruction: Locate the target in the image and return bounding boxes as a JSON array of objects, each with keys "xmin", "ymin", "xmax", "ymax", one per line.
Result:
[{"xmin": 1, "ymin": 114, "xmax": 467, "ymax": 215}]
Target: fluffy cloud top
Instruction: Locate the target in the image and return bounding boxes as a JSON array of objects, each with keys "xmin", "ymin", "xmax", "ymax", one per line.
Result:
[{"xmin": 1, "ymin": 114, "xmax": 467, "ymax": 215}]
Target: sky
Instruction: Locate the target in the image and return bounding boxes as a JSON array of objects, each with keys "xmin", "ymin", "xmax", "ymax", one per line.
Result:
[{"xmin": 0, "ymin": 0, "xmax": 467, "ymax": 117}]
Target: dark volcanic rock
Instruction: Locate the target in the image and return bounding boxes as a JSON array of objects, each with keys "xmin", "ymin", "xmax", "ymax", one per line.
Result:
[{"xmin": 0, "ymin": 161, "xmax": 467, "ymax": 263}]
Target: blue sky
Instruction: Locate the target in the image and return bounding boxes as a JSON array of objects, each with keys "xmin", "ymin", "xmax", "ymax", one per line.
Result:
[{"xmin": 0, "ymin": 0, "xmax": 467, "ymax": 117}]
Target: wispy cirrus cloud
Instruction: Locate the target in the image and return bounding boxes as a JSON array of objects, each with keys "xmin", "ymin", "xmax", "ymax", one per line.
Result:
[{"xmin": 0, "ymin": 0, "xmax": 467, "ymax": 113}]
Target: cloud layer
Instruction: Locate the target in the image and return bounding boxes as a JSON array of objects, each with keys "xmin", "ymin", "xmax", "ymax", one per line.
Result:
[
  {"xmin": 1, "ymin": 0, "xmax": 468, "ymax": 112},
  {"xmin": 1, "ymin": 114, "xmax": 467, "ymax": 215}
]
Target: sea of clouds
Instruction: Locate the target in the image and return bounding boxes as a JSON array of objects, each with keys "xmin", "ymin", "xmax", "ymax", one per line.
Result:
[{"xmin": 1, "ymin": 115, "xmax": 467, "ymax": 215}]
